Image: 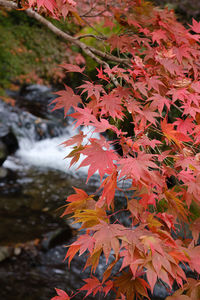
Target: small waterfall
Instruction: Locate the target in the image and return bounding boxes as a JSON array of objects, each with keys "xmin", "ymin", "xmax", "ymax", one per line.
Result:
[
  {"xmin": 1, "ymin": 85, "xmax": 99, "ymax": 177},
  {"xmin": 15, "ymin": 125, "xmax": 100, "ymax": 175}
]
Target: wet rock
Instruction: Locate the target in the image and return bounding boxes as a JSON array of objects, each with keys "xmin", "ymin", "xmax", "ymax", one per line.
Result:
[
  {"xmin": 0, "ymin": 246, "xmax": 13, "ymax": 262},
  {"xmin": 0, "ymin": 123, "xmax": 18, "ymax": 165},
  {"xmin": 1, "ymin": 131, "xmax": 18, "ymax": 155},
  {"xmin": 0, "ymin": 98, "xmax": 65, "ymax": 142},
  {"xmin": 0, "ymin": 141, "xmax": 7, "ymax": 165},
  {"xmin": 0, "ymin": 166, "xmax": 9, "ymax": 179},
  {"xmin": 20, "ymin": 84, "xmax": 51, "ymax": 98},
  {"xmin": 41, "ymin": 227, "xmax": 72, "ymax": 251},
  {"xmin": 180, "ymin": 262, "xmax": 198, "ymax": 280},
  {"xmin": 153, "ymin": 282, "xmax": 172, "ymax": 300},
  {"xmin": 13, "ymin": 84, "xmax": 64, "ymax": 121}
]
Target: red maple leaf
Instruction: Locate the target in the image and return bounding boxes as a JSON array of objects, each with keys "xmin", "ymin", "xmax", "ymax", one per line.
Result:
[
  {"xmin": 61, "ymin": 131, "xmax": 86, "ymax": 148},
  {"xmin": 79, "ymin": 276, "xmax": 102, "ymax": 297},
  {"xmin": 98, "ymin": 168, "xmax": 118, "ymax": 208},
  {"xmin": 161, "ymin": 118, "xmax": 192, "ymax": 148},
  {"xmin": 78, "ymin": 137, "xmax": 118, "ymax": 181},
  {"xmin": 173, "ymin": 118, "xmax": 194, "ymax": 135},
  {"xmin": 37, "ymin": 0, "xmax": 56, "ymax": 13},
  {"xmin": 79, "ymin": 81, "xmax": 105, "ymax": 100},
  {"xmin": 51, "ymin": 288, "xmax": 70, "ymax": 300},
  {"xmin": 190, "ymin": 18, "xmax": 200, "ymax": 33},
  {"xmin": 51, "ymin": 85, "xmax": 82, "ymax": 117},
  {"xmin": 91, "ymin": 221, "xmax": 125, "ymax": 262},
  {"xmin": 149, "ymin": 94, "xmax": 171, "ymax": 115},
  {"xmin": 100, "ymin": 93, "xmax": 124, "ymax": 119},
  {"xmin": 151, "ymin": 29, "xmax": 168, "ymax": 45},
  {"xmin": 61, "ymin": 63, "xmax": 85, "ymax": 73},
  {"xmin": 96, "ymin": 66, "xmax": 110, "ymax": 83},
  {"xmin": 118, "ymin": 153, "xmax": 158, "ymax": 182}
]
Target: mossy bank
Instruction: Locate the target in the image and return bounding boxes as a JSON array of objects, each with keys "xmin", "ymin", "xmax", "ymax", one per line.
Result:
[{"xmin": 0, "ymin": 8, "xmax": 79, "ymax": 94}]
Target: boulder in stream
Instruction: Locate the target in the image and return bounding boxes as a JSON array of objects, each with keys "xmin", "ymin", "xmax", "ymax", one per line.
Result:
[{"xmin": 0, "ymin": 124, "xmax": 18, "ymax": 165}]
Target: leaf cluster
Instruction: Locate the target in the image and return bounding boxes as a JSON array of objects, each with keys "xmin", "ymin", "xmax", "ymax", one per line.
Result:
[{"xmin": 22, "ymin": 0, "xmax": 200, "ymax": 299}]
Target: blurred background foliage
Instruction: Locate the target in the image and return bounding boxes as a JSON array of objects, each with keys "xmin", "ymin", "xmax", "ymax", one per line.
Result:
[
  {"xmin": 0, "ymin": 8, "xmax": 81, "ymax": 93},
  {"xmin": 0, "ymin": 0, "xmax": 200, "ymax": 95},
  {"xmin": 153, "ymin": 0, "xmax": 200, "ymax": 23}
]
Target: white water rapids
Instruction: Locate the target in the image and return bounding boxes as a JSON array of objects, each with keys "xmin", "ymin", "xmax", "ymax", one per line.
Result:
[{"xmin": 4, "ymin": 125, "xmax": 100, "ymax": 177}]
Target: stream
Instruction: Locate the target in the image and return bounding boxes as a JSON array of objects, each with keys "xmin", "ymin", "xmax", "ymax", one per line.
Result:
[{"xmin": 0, "ymin": 85, "xmax": 169, "ymax": 300}]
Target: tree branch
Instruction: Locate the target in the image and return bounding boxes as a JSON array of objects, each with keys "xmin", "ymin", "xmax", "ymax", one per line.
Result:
[
  {"xmin": 75, "ymin": 34, "xmax": 107, "ymax": 41},
  {"xmin": 0, "ymin": 0, "xmax": 130, "ymax": 85}
]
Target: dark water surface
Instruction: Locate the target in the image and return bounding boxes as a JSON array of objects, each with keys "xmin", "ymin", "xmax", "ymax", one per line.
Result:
[{"xmin": 0, "ymin": 162, "xmax": 104, "ymax": 300}]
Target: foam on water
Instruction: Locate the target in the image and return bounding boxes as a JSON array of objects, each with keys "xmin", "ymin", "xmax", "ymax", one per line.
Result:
[{"xmin": 14, "ymin": 125, "xmax": 100, "ymax": 176}]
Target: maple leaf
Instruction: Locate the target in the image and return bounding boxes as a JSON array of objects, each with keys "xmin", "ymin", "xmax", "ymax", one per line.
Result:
[
  {"xmin": 164, "ymin": 189, "xmax": 188, "ymax": 220},
  {"xmin": 36, "ymin": 0, "xmax": 56, "ymax": 13},
  {"xmin": 147, "ymin": 76, "xmax": 165, "ymax": 93},
  {"xmin": 104, "ymin": 65, "xmax": 128, "ymax": 80},
  {"xmin": 103, "ymin": 280, "xmax": 113, "ymax": 296},
  {"xmin": 65, "ymin": 186, "xmax": 88, "ymax": 202},
  {"xmin": 151, "ymin": 29, "xmax": 168, "ymax": 45},
  {"xmin": 187, "ymin": 246, "xmax": 200, "ymax": 274},
  {"xmin": 64, "ymin": 234, "xmax": 95, "ymax": 265},
  {"xmin": 100, "ymin": 93, "xmax": 124, "ymax": 119},
  {"xmin": 119, "ymin": 246, "xmax": 145, "ymax": 278},
  {"xmin": 79, "ymin": 81, "xmax": 104, "ymax": 100},
  {"xmin": 61, "ymin": 131, "xmax": 86, "ymax": 148},
  {"xmin": 134, "ymin": 81, "xmax": 148, "ymax": 97},
  {"xmin": 156, "ymin": 57, "xmax": 182, "ymax": 75},
  {"xmin": 140, "ymin": 106, "xmax": 159, "ymax": 125},
  {"xmin": 72, "ymin": 207, "xmax": 108, "ymax": 228},
  {"xmin": 149, "ymin": 94, "xmax": 171, "ymax": 115},
  {"xmin": 108, "ymin": 34, "xmax": 130, "ymax": 52},
  {"xmin": 96, "ymin": 67, "xmax": 110, "ymax": 83},
  {"xmin": 61, "ymin": 187, "xmax": 95, "ymax": 216},
  {"xmin": 140, "ymin": 235, "xmax": 164, "ymax": 256},
  {"xmin": 114, "ymin": 272, "xmax": 150, "ymax": 300},
  {"xmin": 97, "ymin": 168, "xmax": 118, "ymax": 208},
  {"xmin": 64, "ymin": 244, "xmax": 80, "ymax": 267},
  {"xmin": 190, "ymin": 218, "xmax": 200, "ymax": 244},
  {"xmin": 51, "ymin": 288, "xmax": 70, "ymax": 300},
  {"xmin": 135, "ymin": 135, "xmax": 162, "ymax": 150},
  {"xmin": 128, "ymin": 198, "xmax": 144, "ymax": 220},
  {"xmin": 172, "ymin": 45, "xmax": 192, "ymax": 64},
  {"xmin": 65, "ymin": 145, "xmax": 85, "ymax": 168},
  {"xmin": 51, "ymin": 85, "xmax": 82, "ymax": 117},
  {"xmin": 69, "ymin": 107, "xmax": 97, "ymax": 128},
  {"xmin": 190, "ymin": 18, "xmax": 200, "ymax": 33},
  {"xmin": 79, "ymin": 276, "xmax": 102, "ymax": 297},
  {"xmin": 118, "ymin": 153, "xmax": 159, "ymax": 183},
  {"xmin": 139, "ymin": 193, "xmax": 157, "ymax": 208},
  {"xmin": 145, "ymin": 262, "xmax": 158, "ymax": 293},
  {"xmin": 173, "ymin": 118, "xmax": 194, "ymax": 135},
  {"xmin": 84, "ymin": 248, "xmax": 102, "ymax": 273},
  {"xmin": 78, "ymin": 137, "xmax": 118, "ymax": 181},
  {"xmin": 191, "ymin": 81, "xmax": 200, "ymax": 93},
  {"xmin": 61, "ymin": 63, "xmax": 85, "ymax": 73},
  {"xmin": 70, "ymin": 107, "xmax": 115, "ymax": 133},
  {"xmin": 161, "ymin": 118, "xmax": 192, "ymax": 148},
  {"xmin": 157, "ymin": 212, "xmax": 175, "ymax": 230},
  {"xmin": 91, "ymin": 221, "xmax": 125, "ymax": 262}
]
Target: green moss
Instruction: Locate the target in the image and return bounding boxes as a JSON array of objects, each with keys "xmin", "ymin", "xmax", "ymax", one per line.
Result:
[{"xmin": 0, "ymin": 9, "xmax": 78, "ymax": 90}]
